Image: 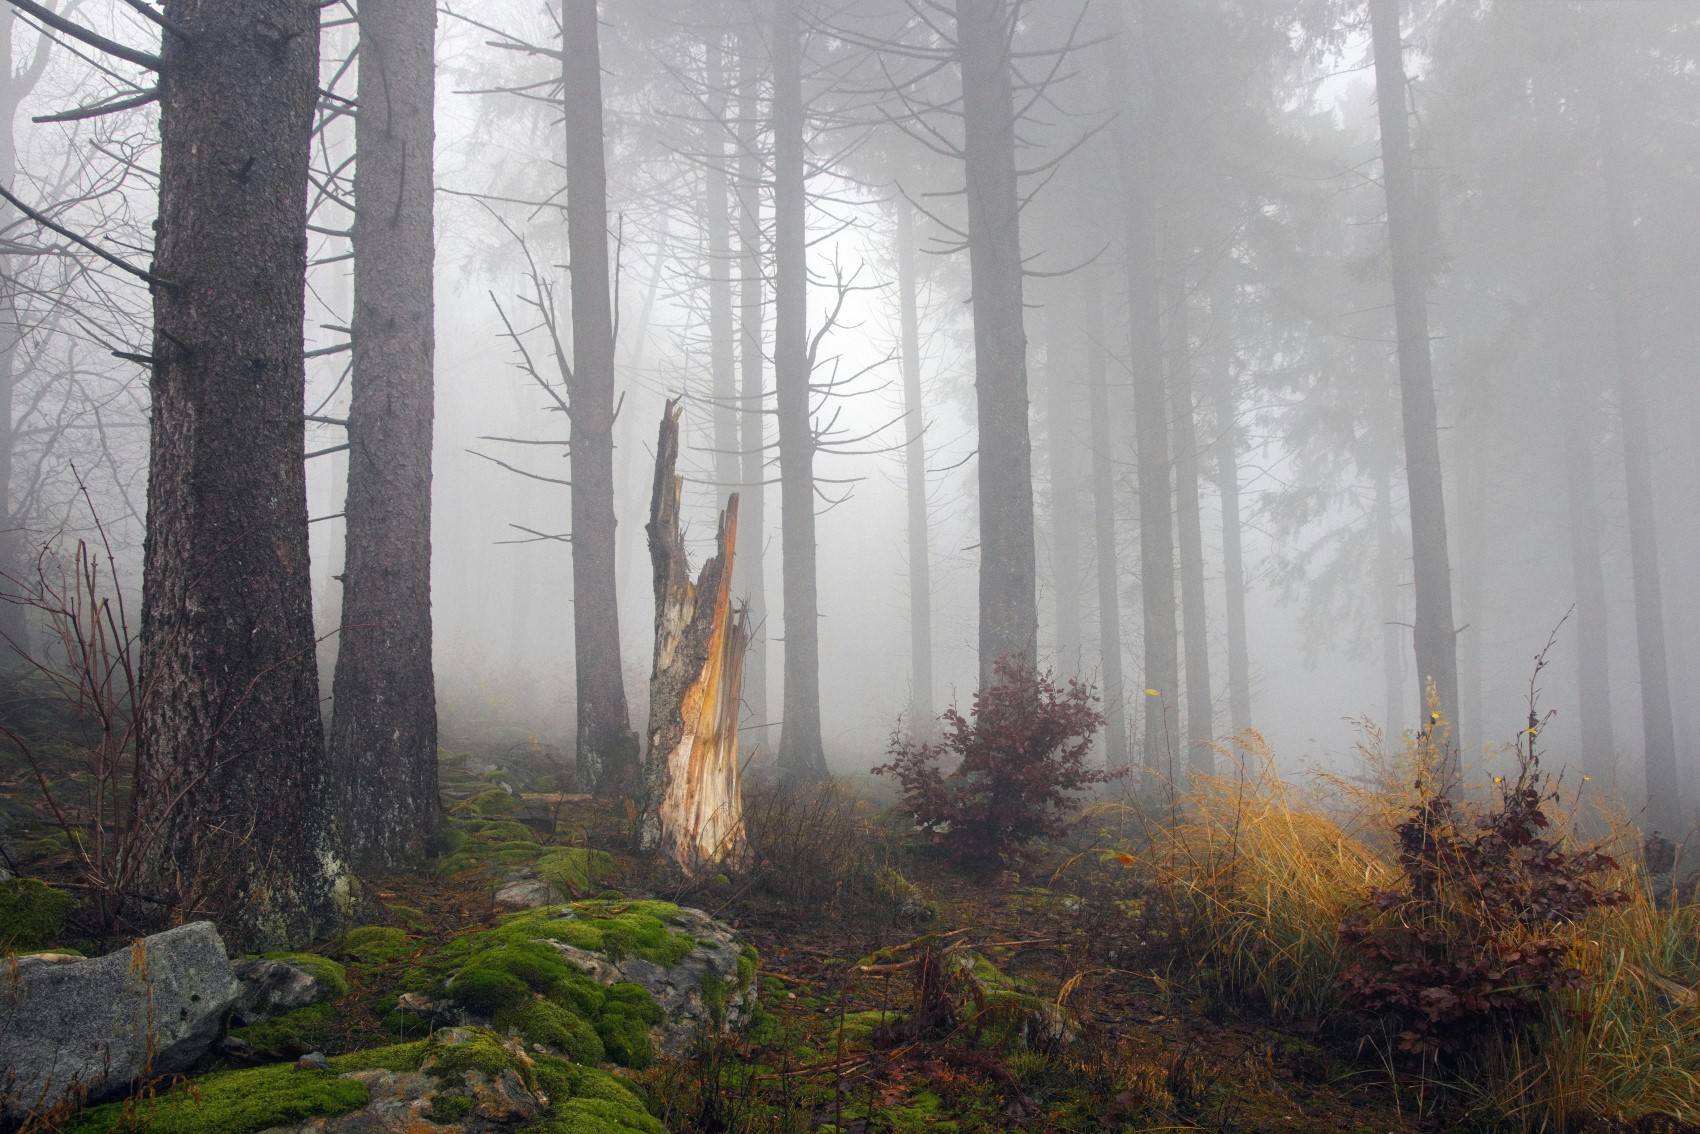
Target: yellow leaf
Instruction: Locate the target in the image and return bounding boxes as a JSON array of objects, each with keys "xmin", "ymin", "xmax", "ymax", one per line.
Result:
[{"xmin": 1144, "ymin": 688, "xmax": 1161, "ymax": 697}]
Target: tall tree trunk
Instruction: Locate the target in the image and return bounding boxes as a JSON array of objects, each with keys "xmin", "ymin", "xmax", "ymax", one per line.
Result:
[
  {"xmin": 329, "ymin": 0, "xmax": 441, "ymax": 873},
  {"xmin": 1044, "ymin": 298, "xmax": 1081, "ymax": 670},
  {"xmin": 136, "ymin": 0, "xmax": 354, "ymax": 949},
  {"xmin": 956, "ymin": 0, "xmax": 1037, "ymax": 682},
  {"xmin": 1369, "ymin": 0, "xmax": 1459, "ymax": 784},
  {"xmin": 1598, "ymin": 95, "xmax": 1680, "ymax": 834},
  {"xmin": 1556, "ymin": 314, "xmax": 1616, "ymax": 792},
  {"xmin": 1111, "ymin": 0, "xmax": 1177, "ymax": 776},
  {"xmin": 0, "ymin": 7, "xmax": 46, "ymax": 660},
  {"xmin": 1374, "ymin": 460, "xmax": 1407, "ymax": 743},
  {"xmin": 563, "ymin": 0, "xmax": 638, "ymax": 796},
  {"xmin": 734, "ymin": 39, "xmax": 771, "ymax": 754},
  {"xmin": 1207, "ymin": 274, "xmax": 1250, "ymax": 737},
  {"xmin": 896, "ymin": 198, "xmax": 934, "ymax": 733},
  {"xmin": 1455, "ymin": 420, "xmax": 1486, "ymax": 765},
  {"xmin": 706, "ymin": 39, "xmax": 738, "ymax": 511},
  {"xmin": 1083, "ymin": 263, "xmax": 1129, "ymax": 767},
  {"xmin": 771, "ymin": 0, "xmax": 827, "ymax": 780},
  {"xmin": 1167, "ymin": 256, "xmax": 1212, "ymax": 775}
]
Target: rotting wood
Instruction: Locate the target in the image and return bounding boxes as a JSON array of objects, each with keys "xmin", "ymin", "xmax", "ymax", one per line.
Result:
[{"xmin": 639, "ymin": 399, "xmax": 750, "ymax": 873}]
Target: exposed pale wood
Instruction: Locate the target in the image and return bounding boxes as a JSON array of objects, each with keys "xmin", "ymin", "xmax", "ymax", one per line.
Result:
[{"xmin": 640, "ymin": 400, "xmax": 750, "ymax": 873}]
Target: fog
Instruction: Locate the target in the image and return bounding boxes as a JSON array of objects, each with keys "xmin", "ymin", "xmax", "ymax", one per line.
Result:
[{"xmin": 6, "ymin": 0, "xmax": 1700, "ymax": 823}]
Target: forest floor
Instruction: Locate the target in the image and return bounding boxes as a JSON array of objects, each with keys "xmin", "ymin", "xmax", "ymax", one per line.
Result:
[{"xmin": 4, "ymin": 736, "xmax": 1694, "ymax": 1134}]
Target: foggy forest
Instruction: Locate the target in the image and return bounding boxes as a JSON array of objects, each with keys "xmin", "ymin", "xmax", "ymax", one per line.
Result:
[{"xmin": 2, "ymin": 0, "xmax": 1700, "ymax": 1131}]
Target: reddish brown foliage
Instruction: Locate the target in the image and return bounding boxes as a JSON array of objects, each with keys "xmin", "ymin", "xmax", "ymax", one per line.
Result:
[{"xmin": 875, "ymin": 654, "xmax": 1115, "ymax": 864}]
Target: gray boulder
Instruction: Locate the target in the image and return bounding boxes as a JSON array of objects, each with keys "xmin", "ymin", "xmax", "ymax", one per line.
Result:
[{"xmin": 0, "ymin": 921, "xmax": 240, "ymax": 1122}]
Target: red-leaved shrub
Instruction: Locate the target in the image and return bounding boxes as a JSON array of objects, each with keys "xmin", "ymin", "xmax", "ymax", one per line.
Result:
[
  {"xmin": 874, "ymin": 654, "xmax": 1114, "ymax": 863},
  {"xmin": 1339, "ymin": 738, "xmax": 1626, "ymax": 1058}
]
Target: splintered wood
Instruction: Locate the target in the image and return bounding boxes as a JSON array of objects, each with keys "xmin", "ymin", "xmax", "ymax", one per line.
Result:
[{"xmin": 639, "ymin": 399, "xmax": 750, "ymax": 873}]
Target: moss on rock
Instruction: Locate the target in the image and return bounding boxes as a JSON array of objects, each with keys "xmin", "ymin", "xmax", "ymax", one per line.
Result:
[
  {"xmin": 229, "ymin": 1002, "xmax": 338, "ymax": 1053},
  {"xmin": 0, "ymin": 877, "xmax": 74, "ymax": 953},
  {"xmin": 498, "ymin": 999, "xmax": 605, "ymax": 1066},
  {"xmin": 337, "ymin": 925, "xmax": 415, "ymax": 965},
  {"xmin": 535, "ymin": 848, "xmax": 616, "ymax": 897},
  {"xmin": 62, "ymin": 1062, "xmax": 369, "ymax": 1134},
  {"xmin": 260, "ymin": 951, "xmax": 351, "ymax": 999}
]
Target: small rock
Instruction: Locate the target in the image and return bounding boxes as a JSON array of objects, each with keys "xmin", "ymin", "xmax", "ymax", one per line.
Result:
[
  {"xmin": 233, "ymin": 957, "xmax": 328, "ymax": 1025},
  {"xmin": 493, "ymin": 875, "xmax": 555, "ymax": 910},
  {"xmin": 219, "ymin": 1035, "xmax": 260, "ymax": 1062},
  {"xmin": 297, "ymin": 1052, "xmax": 330, "ymax": 1071}
]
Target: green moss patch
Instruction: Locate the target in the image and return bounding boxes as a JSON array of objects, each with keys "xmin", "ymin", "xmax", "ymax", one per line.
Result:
[
  {"xmin": 526, "ymin": 1062, "xmax": 665, "ymax": 1134},
  {"xmin": 62, "ymin": 1062, "xmax": 368, "ymax": 1134},
  {"xmin": 535, "ymin": 848, "xmax": 616, "ymax": 897},
  {"xmin": 0, "ymin": 877, "xmax": 74, "ymax": 953},
  {"xmin": 337, "ymin": 925, "xmax": 416, "ymax": 965},
  {"xmin": 229, "ymin": 1002, "xmax": 338, "ymax": 1054},
  {"xmin": 498, "ymin": 999, "xmax": 606, "ymax": 1065}
]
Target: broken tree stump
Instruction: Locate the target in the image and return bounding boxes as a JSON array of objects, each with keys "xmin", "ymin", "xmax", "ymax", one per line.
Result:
[{"xmin": 638, "ymin": 399, "xmax": 750, "ymax": 872}]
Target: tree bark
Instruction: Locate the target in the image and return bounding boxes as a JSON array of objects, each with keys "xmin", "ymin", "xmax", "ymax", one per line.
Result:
[
  {"xmin": 1374, "ymin": 459, "xmax": 1407, "ymax": 743},
  {"xmin": 640, "ymin": 401, "xmax": 749, "ymax": 873},
  {"xmin": 135, "ymin": 0, "xmax": 355, "ymax": 949},
  {"xmin": 562, "ymin": 0, "xmax": 638, "ymax": 796},
  {"xmin": 329, "ymin": 0, "xmax": 441, "ymax": 874},
  {"xmin": 1369, "ymin": 0, "xmax": 1460, "ymax": 785},
  {"xmin": 734, "ymin": 37, "xmax": 771, "ymax": 754},
  {"xmin": 1082, "ymin": 263, "xmax": 1129, "ymax": 767},
  {"xmin": 1597, "ymin": 93, "xmax": 1680, "ymax": 834},
  {"xmin": 1044, "ymin": 298, "xmax": 1081, "ymax": 670},
  {"xmin": 771, "ymin": 0, "xmax": 827, "ymax": 780},
  {"xmin": 1167, "ymin": 257, "xmax": 1212, "ymax": 775},
  {"xmin": 1207, "ymin": 274, "xmax": 1250, "ymax": 738},
  {"xmin": 896, "ymin": 198, "xmax": 934, "ymax": 734},
  {"xmin": 706, "ymin": 38, "xmax": 738, "ymax": 512},
  {"xmin": 955, "ymin": 0, "xmax": 1038, "ymax": 682},
  {"xmin": 1111, "ymin": 0, "xmax": 1177, "ymax": 777}
]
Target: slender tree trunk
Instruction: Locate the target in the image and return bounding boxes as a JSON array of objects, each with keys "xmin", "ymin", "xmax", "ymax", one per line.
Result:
[
  {"xmin": 896, "ymin": 198, "xmax": 934, "ymax": 734},
  {"xmin": 1111, "ymin": 0, "xmax": 1177, "ymax": 776},
  {"xmin": 734, "ymin": 40, "xmax": 770, "ymax": 754},
  {"xmin": 706, "ymin": 39, "xmax": 738, "ymax": 511},
  {"xmin": 328, "ymin": 0, "xmax": 441, "ymax": 873},
  {"xmin": 562, "ymin": 0, "xmax": 638, "ymax": 796},
  {"xmin": 1455, "ymin": 423, "xmax": 1486, "ymax": 764},
  {"xmin": 1044, "ymin": 298, "xmax": 1081, "ymax": 670},
  {"xmin": 1082, "ymin": 264, "xmax": 1128, "ymax": 767},
  {"xmin": 771, "ymin": 0, "xmax": 827, "ymax": 780},
  {"xmin": 1167, "ymin": 257, "xmax": 1212, "ymax": 775},
  {"xmin": 1369, "ymin": 0, "xmax": 1459, "ymax": 784},
  {"xmin": 1598, "ymin": 96, "xmax": 1680, "ymax": 834},
  {"xmin": 956, "ymin": 0, "xmax": 1038, "ymax": 682},
  {"xmin": 136, "ymin": 0, "xmax": 354, "ymax": 949},
  {"xmin": 1374, "ymin": 460, "xmax": 1407, "ymax": 743},
  {"xmin": 1556, "ymin": 318, "xmax": 1615, "ymax": 792},
  {"xmin": 1207, "ymin": 274, "xmax": 1250, "ymax": 737}
]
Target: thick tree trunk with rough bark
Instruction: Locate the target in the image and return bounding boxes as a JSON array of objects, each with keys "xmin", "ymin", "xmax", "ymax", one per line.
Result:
[
  {"xmin": 1112, "ymin": 0, "xmax": 1177, "ymax": 776},
  {"xmin": 1083, "ymin": 264, "xmax": 1129, "ymax": 767},
  {"xmin": 1167, "ymin": 261, "xmax": 1212, "ymax": 775},
  {"xmin": 1597, "ymin": 95, "xmax": 1679, "ymax": 834},
  {"xmin": 896, "ymin": 199, "xmax": 934, "ymax": 734},
  {"xmin": 1369, "ymin": 0, "xmax": 1460, "ymax": 784},
  {"xmin": 329, "ymin": 0, "xmax": 441, "ymax": 874},
  {"xmin": 771, "ymin": 0, "xmax": 827, "ymax": 780},
  {"xmin": 956, "ymin": 0, "xmax": 1037, "ymax": 683},
  {"xmin": 563, "ymin": 0, "xmax": 639, "ymax": 796},
  {"xmin": 640, "ymin": 402, "xmax": 749, "ymax": 873},
  {"xmin": 135, "ymin": 0, "xmax": 355, "ymax": 949},
  {"xmin": 734, "ymin": 40, "xmax": 770, "ymax": 754}
]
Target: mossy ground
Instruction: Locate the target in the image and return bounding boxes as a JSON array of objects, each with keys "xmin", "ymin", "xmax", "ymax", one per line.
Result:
[{"xmin": 0, "ymin": 876, "xmax": 74, "ymax": 952}]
